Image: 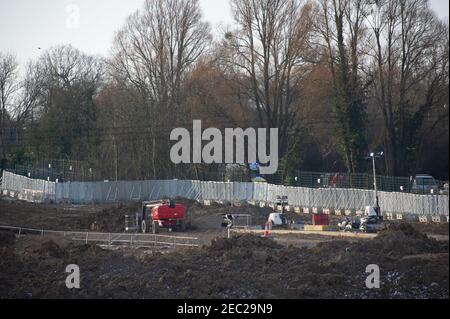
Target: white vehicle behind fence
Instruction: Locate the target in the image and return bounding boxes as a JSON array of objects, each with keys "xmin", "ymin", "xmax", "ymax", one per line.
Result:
[{"xmin": 411, "ymin": 174, "xmax": 439, "ymax": 194}]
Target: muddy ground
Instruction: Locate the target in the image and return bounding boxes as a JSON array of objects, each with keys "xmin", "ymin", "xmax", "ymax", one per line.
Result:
[
  {"xmin": 0, "ymin": 198, "xmax": 448, "ymax": 299},
  {"xmin": 0, "ymin": 198, "xmax": 307, "ymax": 244}
]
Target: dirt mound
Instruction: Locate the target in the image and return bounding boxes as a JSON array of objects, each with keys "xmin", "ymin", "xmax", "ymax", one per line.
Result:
[
  {"xmin": 208, "ymin": 234, "xmax": 282, "ymax": 251},
  {"xmin": 0, "ymin": 200, "xmax": 448, "ymax": 299},
  {"xmin": 410, "ymin": 222, "xmax": 449, "ymax": 236},
  {"xmin": 87, "ymin": 204, "xmax": 137, "ymax": 233},
  {"xmin": 66, "ymin": 242, "xmax": 106, "ymax": 256},
  {"xmin": 364, "ymin": 222, "xmax": 448, "ymax": 257},
  {"xmin": 0, "ymin": 231, "xmax": 15, "ymax": 247},
  {"xmin": 381, "ymin": 222, "xmax": 429, "ymax": 239},
  {"xmin": 0, "ymin": 200, "xmax": 139, "ymax": 232},
  {"xmin": 0, "ymin": 230, "xmax": 448, "ymax": 299},
  {"xmin": 35, "ymin": 240, "xmax": 66, "ymax": 258}
]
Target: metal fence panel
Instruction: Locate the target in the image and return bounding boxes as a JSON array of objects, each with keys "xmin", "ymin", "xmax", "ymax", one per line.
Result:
[{"xmin": 2, "ymin": 171, "xmax": 448, "ymax": 216}]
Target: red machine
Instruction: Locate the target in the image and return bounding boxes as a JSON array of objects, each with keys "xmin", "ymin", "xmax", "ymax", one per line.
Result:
[
  {"xmin": 140, "ymin": 199, "xmax": 186, "ymax": 234},
  {"xmin": 312, "ymin": 213, "xmax": 329, "ymax": 226}
]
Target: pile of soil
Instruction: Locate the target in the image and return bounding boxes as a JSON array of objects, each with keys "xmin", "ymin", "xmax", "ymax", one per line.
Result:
[
  {"xmin": 87, "ymin": 204, "xmax": 138, "ymax": 233},
  {"xmin": 409, "ymin": 222, "xmax": 449, "ymax": 236},
  {"xmin": 0, "ymin": 223, "xmax": 447, "ymax": 299},
  {"xmin": 361, "ymin": 222, "xmax": 447, "ymax": 257},
  {"xmin": 0, "ymin": 200, "xmax": 139, "ymax": 233},
  {"xmin": 0, "ymin": 231, "xmax": 15, "ymax": 247}
]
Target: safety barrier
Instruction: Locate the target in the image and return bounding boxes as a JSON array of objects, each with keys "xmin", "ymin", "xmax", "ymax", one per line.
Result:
[
  {"xmin": 0, "ymin": 225, "xmax": 200, "ymax": 247},
  {"xmin": 1, "ymin": 171, "xmax": 448, "ymax": 216},
  {"xmin": 0, "ymin": 171, "xmax": 55, "ymax": 202}
]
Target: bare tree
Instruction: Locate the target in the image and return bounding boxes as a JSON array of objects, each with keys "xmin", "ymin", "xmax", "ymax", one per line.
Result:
[
  {"xmin": 24, "ymin": 45, "xmax": 104, "ymax": 161},
  {"xmin": 110, "ymin": 0, "xmax": 211, "ymax": 178},
  {"xmin": 221, "ymin": 0, "xmax": 314, "ymax": 170},
  {"xmin": 112, "ymin": 0, "xmax": 210, "ymax": 114},
  {"xmin": 13, "ymin": 61, "xmax": 44, "ymax": 124},
  {"xmin": 0, "ymin": 52, "xmax": 19, "ymax": 161},
  {"xmin": 369, "ymin": 0, "xmax": 449, "ymax": 176}
]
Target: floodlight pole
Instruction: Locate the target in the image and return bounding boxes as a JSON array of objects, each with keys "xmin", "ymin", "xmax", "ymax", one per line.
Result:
[{"xmin": 371, "ymin": 153, "xmax": 380, "ymax": 217}]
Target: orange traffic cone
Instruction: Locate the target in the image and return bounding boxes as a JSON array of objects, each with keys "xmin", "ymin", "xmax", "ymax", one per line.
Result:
[{"xmin": 263, "ymin": 221, "xmax": 270, "ymax": 237}]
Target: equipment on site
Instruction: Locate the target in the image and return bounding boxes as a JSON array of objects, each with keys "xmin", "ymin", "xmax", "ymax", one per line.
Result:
[
  {"xmin": 267, "ymin": 212, "xmax": 287, "ymax": 227},
  {"xmin": 338, "ymin": 218, "xmax": 360, "ymax": 232},
  {"xmin": 221, "ymin": 213, "xmax": 235, "ymax": 238},
  {"xmin": 136, "ymin": 199, "xmax": 187, "ymax": 234},
  {"xmin": 359, "ymin": 206, "xmax": 385, "ymax": 233},
  {"xmin": 267, "ymin": 196, "xmax": 288, "ymax": 227},
  {"xmin": 221, "ymin": 214, "xmax": 234, "ymax": 228},
  {"xmin": 312, "ymin": 213, "xmax": 329, "ymax": 226},
  {"xmin": 125, "ymin": 213, "xmax": 140, "ymax": 232},
  {"xmin": 220, "ymin": 213, "xmax": 252, "ymax": 231},
  {"xmin": 337, "ymin": 206, "xmax": 385, "ymax": 233}
]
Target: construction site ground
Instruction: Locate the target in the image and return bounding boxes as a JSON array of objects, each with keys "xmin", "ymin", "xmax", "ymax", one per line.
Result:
[{"xmin": 0, "ymin": 198, "xmax": 448, "ymax": 299}]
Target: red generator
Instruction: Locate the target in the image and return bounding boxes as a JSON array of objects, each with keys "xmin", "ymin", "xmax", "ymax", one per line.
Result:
[
  {"xmin": 312, "ymin": 213, "xmax": 329, "ymax": 226},
  {"xmin": 140, "ymin": 199, "xmax": 186, "ymax": 233}
]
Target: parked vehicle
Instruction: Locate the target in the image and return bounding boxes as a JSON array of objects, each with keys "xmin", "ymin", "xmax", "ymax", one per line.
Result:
[
  {"xmin": 411, "ymin": 175, "xmax": 439, "ymax": 194},
  {"xmin": 267, "ymin": 196, "xmax": 288, "ymax": 227},
  {"xmin": 440, "ymin": 182, "xmax": 449, "ymax": 195},
  {"xmin": 138, "ymin": 199, "xmax": 187, "ymax": 234}
]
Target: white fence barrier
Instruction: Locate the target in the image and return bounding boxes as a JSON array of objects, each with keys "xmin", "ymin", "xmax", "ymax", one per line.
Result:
[
  {"xmin": 0, "ymin": 225, "xmax": 200, "ymax": 247},
  {"xmin": 0, "ymin": 171, "xmax": 55, "ymax": 202},
  {"xmin": 1, "ymin": 171, "xmax": 448, "ymax": 216}
]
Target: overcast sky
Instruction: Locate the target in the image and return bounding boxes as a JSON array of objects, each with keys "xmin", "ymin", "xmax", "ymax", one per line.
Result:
[{"xmin": 0, "ymin": 0, "xmax": 448, "ymax": 68}]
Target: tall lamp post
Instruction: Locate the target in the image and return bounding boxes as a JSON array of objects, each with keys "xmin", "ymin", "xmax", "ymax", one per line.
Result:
[{"xmin": 369, "ymin": 151, "xmax": 383, "ymax": 217}]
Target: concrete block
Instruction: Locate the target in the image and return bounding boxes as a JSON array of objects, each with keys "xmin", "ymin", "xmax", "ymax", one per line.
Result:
[
  {"xmin": 334, "ymin": 209, "xmax": 343, "ymax": 216},
  {"xmin": 395, "ymin": 213, "xmax": 403, "ymax": 220},
  {"xmin": 302, "ymin": 207, "xmax": 310, "ymax": 214},
  {"xmin": 344, "ymin": 209, "xmax": 353, "ymax": 216},
  {"xmin": 9, "ymin": 191, "xmax": 15, "ymax": 198},
  {"xmin": 268, "ymin": 203, "xmax": 275, "ymax": 209},
  {"xmin": 2, "ymin": 189, "xmax": 8, "ymax": 196},
  {"xmin": 312, "ymin": 207, "xmax": 323, "ymax": 214},
  {"xmin": 356, "ymin": 210, "xmax": 364, "ymax": 216},
  {"xmin": 22, "ymin": 189, "xmax": 44, "ymax": 203},
  {"xmin": 304, "ymin": 225, "xmax": 338, "ymax": 231},
  {"xmin": 419, "ymin": 215, "xmax": 431, "ymax": 223},
  {"xmin": 323, "ymin": 208, "xmax": 331, "ymax": 215},
  {"xmin": 203, "ymin": 199, "xmax": 211, "ymax": 206},
  {"xmin": 294, "ymin": 206, "xmax": 301, "ymax": 214},
  {"xmin": 247, "ymin": 200, "xmax": 256, "ymax": 206},
  {"xmin": 284, "ymin": 205, "xmax": 291, "ymax": 212},
  {"xmin": 385, "ymin": 212, "xmax": 394, "ymax": 220},
  {"xmin": 402, "ymin": 214, "xmax": 419, "ymax": 222},
  {"xmin": 431, "ymin": 215, "xmax": 446, "ymax": 223},
  {"xmin": 259, "ymin": 201, "xmax": 266, "ymax": 208}
]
